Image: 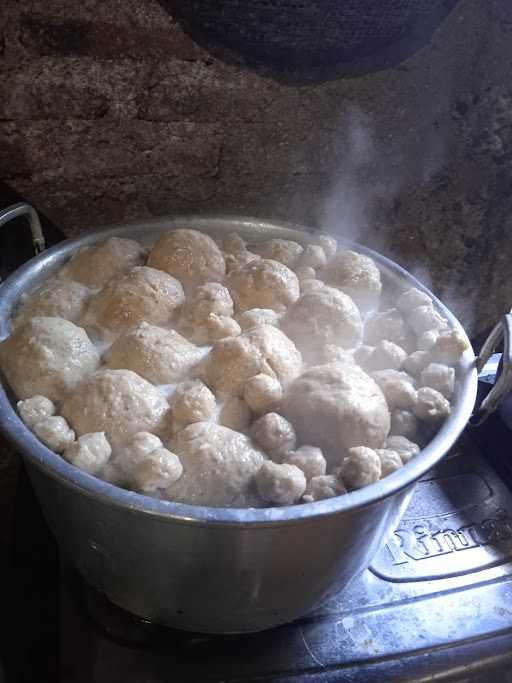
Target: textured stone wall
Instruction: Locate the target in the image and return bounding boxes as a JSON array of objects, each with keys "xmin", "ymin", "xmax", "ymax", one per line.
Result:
[{"xmin": 2, "ymin": 0, "xmax": 512, "ymax": 334}]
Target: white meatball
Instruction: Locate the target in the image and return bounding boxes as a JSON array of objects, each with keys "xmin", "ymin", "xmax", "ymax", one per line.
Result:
[
  {"xmin": 133, "ymin": 448, "xmax": 183, "ymax": 494},
  {"xmin": 413, "ymin": 387, "xmax": 451, "ymax": 422},
  {"xmin": 420, "ymin": 363, "xmax": 455, "ymax": 399},
  {"xmin": 105, "ymin": 322, "xmax": 204, "ymax": 385},
  {"xmin": 431, "ymin": 329, "xmax": 469, "ymax": 364},
  {"xmin": 228, "ymin": 259, "xmax": 300, "ymax": 314},
  {"xmin": 222, "ymin": 233, "xmax": 246, "ymax": 254},
  {"xmin": 251, "ymin": 413, "xmax": 297, "ymax": 458},
  {"xmin": 116, "ymin": 431, "xmax": 163, "ymax": 475},
  {"xmin": 390, "ymin": 409, "xmax": 419, "ymax": 440},
  {"xmin": 323, "ymin": 250, "xmax": 382, "ymax": 310},
  {"xmin": 224, "ymin": 250, "xmax": 260, "ymax": 274},
  {"xmin": 218, "ymin": 396, "xmax": 251, "ymax": 432},
  {"xmin": 300, "ymin": 278, "xmax": 325, "ymax": 293},
  {"xmin": 255, "ymin": 461, "xmax": 306, "ymax": 505},
  {"xmin": 80, "ymin": 266, "xmax": 185, "ymax": 340},
  {"xmin": 13, "ymin": 279, "xmax": 91, "ymax": 328},
  {"xmin": 33, "ymin": 416, "xmax": 75, "ymax": 453},
  {"xmin": 61, "ymin": 369, "xmax": 170, "ymax": 450},
  {"xmin": 283, "ymin": 445, "xmax": 327, "ymax": 480},
  {"xmin": 376, "ymin": 448, "xmax": 403, "ymax": 477},
  {"xmin": 147, "ymin": 229, "xmax": 226, "ymax": 290},
  {"xmin": 182, "ymin": 283, "xmax": 234, "ymax": 327},
  {"xmin": 251, "ymin": 238, "xmax": 304, "ymax": 269},
  {"xmin": 283, "ymin": 286, "xmax": 363, "ymax": 354},
  {"xmin": 321, "ymin": 344, "xmax": 355, "ymax": 364},
  {"xmin": 364, "ymin": 309, "xmax": 409, "ymax": 347},
  {"xmin": 299, "ymin": 245, "xmax": 327, "ymax": 270},
  {"xmin": 170, "ymin": 380, "xmax": 216, "ymax": 430},
  {"xmin": 396, "ymin": 287, "xmax": 433, "ymax": 314},
  {"xmin": 302, "ymin": 475, "xmax": 346, "ymax": 502},
  {"xmin": 244, "ymin": 374, "xmax": 283, "ymax": 414},
  {"xmin": 59, "ymin": 237, "xmax": 146, "ymax": 288},
  {"xmin": 166, "ymin": 422, "xmax": 265, "ymax": 507},
  {"xmin": 407, "ymin": 305, "xmax": 449, "ymax": 336},
  {"xmin": 189, "ymin": 314, "xmax": 241, "ymax": 344},
  {"xmin": 371, "ymin": 370, "xmax": 417, "ymax": 410},
  {"xmin": 0, "ymin": 317, "xmax": 100, "ymax": 401},
  {"xmin": 238, "ymin": 308, "xmax": 280, "ymax": 330},
  {"xmin": 353, "ymin": 344, "xmax": 375, "ymax": 370},
  {"xmin": 340, "ymin": 447, "xmax": 382, "ymax": 490},
  {"xmin": 315, "ymin": 233, "xmax": 338, "ymax": 260},
  {"xmin": 418, "ymin": 329, "xmax": 440, "ymax": 351},
  {"xmin": 359, "ymin": 340, "xmax": 407, "ymax": 372},
  {"xmin": 386, "ymin": 435, "xmax": 420, "ymax": 463},
  {"xmin": 204, "ymin": 324, "xmax": 302, "ymax": 396},
  {"xmin": 403, "ymin": 350, "xmax": 432, "ymax": 377},
  {"xmin": 282, "ymin": 363, "xmax": 390, "ymax": 468},
  {"xmin": 63, "ymin": 432, "xmax": 112, "ymax": 475},
  {"xmin": 294, "ymin": 266, "xmax": 316, "ymax": 282},
  {"xmin": 17, "ymin": 395, "xmax": 56, "ymax": 429}
]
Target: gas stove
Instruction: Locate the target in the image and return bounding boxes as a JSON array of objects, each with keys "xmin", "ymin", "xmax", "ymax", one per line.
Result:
[{"xmin": 1, "ymin": 188, "xmax": 512, "ymax": 682}]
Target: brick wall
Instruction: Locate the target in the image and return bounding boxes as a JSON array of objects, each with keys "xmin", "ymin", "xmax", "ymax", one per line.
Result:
[{"xmin": 2, "ymin": 0, "xmax": 512, "ymax": 334}]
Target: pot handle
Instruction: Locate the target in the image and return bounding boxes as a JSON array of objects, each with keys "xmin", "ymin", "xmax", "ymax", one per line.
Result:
[
  {"xmin": 0, "ymin": 202, "xmax": 46, "ymax": 256},
  {"xmin": 472, "ymin": 313, "xmax": 512, "ymax": 425}
]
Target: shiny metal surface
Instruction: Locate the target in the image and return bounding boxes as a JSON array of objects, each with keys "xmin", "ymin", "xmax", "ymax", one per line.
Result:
[
  {"xmin": 0, "ymin": 214, "xmax": 478, "ymax": 633},
  {"xmin": 474, "ymin": 314, "xmax": 512, "ymax": 425}
]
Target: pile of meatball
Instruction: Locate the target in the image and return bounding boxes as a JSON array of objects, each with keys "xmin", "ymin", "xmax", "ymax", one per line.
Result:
[{"xmin": 0, "ymin": 228, "xmax": 469, "ymax": 508}]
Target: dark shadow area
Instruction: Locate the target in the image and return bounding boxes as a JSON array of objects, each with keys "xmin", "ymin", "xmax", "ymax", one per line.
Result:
[{"xmin": 159, "ymin": 0, "xmax": 460, "ymax": 84}]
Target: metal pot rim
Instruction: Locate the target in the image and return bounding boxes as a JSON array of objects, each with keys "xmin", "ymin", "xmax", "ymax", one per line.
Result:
[{"xmin": 0, "ymin": 214, "xmax": 478, "ymax": 526}]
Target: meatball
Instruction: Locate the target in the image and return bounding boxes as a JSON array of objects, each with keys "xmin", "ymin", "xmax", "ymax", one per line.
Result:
[
  {"xmin": 238, "ymin": 308, "xmax": 280, "ymax": 330},
  {"xmin": 386, "ymin": 435, "xmax": 420, "ymax": 464},
  {"xmin": 80, "ymin": 266, "xmax": 184, "ymax": 339},
  {"xmin": 283, "ymin": 286, "xmax": 363, "ymax": 355},
  {"xmin": 322, "ymin": 344, "xmax": 355, "ymax": 364},
  {"xmin": 431, "ymin": 329, "xmax": 469, "ymax": 364},
  {"xmin": 356, "ymin": 340, "xmax": 407, "ymax": 372},
  {"xmin": 132, "ymin": 448, "xmax": 183, "ymax": 494},
  {"xmin": 283, "ymin": 445, "xmax": 327, "ymax": 480},
  {"xmin": 315, "ymin": 233, "xmax": 338, "ymax": 260},
  {"xmin": 196, "ymin": 315, "xmax": 241, "ymax": 343},
  {"xmin": 282, "ymin": 362, "xmax": 390, "ymax": 468},
  {"xmin": 224, "ymin": 250, "xmax": 260, "ymax": 274},
  {"xmin": 243, "ymin": 374, "xmax": 283, "ymax": 414},
  {"xmin": 371, "ymin": 370, "xmax": 417, "ymax": 410},
  {"xmin": 418, "ymin": 330, "xmax": 440, "ymax": 351},
  {"xmin": 413, "ymin": 387, "xmax": 451, "ymax": 422},
  {"xmin": 166, "ymin": 422, "xmax": 265, "ymax": 507},
  {"xmin": 105, "ymin": 323, "xmax": 204, "ymax": 385},
  {"xmin": 298, "ymin": 245, "xmax": 327, "ymax": 270},
  {"xmin": 227, "ymin": 259, "xmax": 300, "ymax": 314},
  {"xmin": 364, "ymin": 309, "xmax": 409, "ymax": 347},
  {"xmin": 116, "ymin": 431, "xmax": 163, "ymax": 475},
  {"xmin": 218, "ymin": 396, "xmax": 251, "ymax": 432},
  {"xmin": 204, "ymin": 324, "xmax": 302, "ymax": 396},
  {"xmin": 340, "ymin": 447, "xmax": 382, "ymax": 490},
  {"xmin": 390, "ymin": 409, "xmax": 419, "ymax": 440},
  {"xmin": 323, "ymin": 249, "xmax": 382, "ymax": 310},
  {"xmin": 0, "ymin": 317, "xmax": 100, "ymax": 401},
  {"xmin": 182, "ymin": 283, "xmax": 234, "ymax": 328},
  {"xmin": 33, "ymin": 416, "xmax": 75, "ymax": 453},
  {"xmin": 353, "ymin": 344, "xmax": 375, "ymax": 370},
  {"xmin": 302, "ymin": 474, "xmax": 346, "ymax": 502},
  {"xmin": 251, "ymin": 238, "xmax": 304, "ymax": 269},
  {"xmin": 13, "ymin": 279, "xmax": 91, "ymax": 328},
  {"xmin": 148, "ymin": 229, "xmax": 225, "ymax": 290},
  {"xmin": 59, "ymin": 237, "xmax": 146, "ymax": 288},
  {"xmin": 170, "ymin": 380, "xmax": 216, "ymax": 431},
  {"xmin": 300, "ymin": 278, "xmax": 325, "ymax": 294},
  {"xmin": 420, "ymin": 363, "xmax": 455, "ymax": 399},
  {"xmin": 63, "ymin": 432, "xmax": 112, "ymax": 475},
  {"xmin": 251, "ymin": 413, "xmax": 297, "ymax": 458},
  {"xmin": 17, "ymin": 395, "xmax": 55, "ymax": 429},
  {"xmin": 403, "ymin": 350, "xmax": 432, "ymax": 377},
  {"xmin": 61, "ymin": 369, "xmax": 170, "ymax": 450},
  {"xmin": 376, "ymin": 448, "xmax": 403, "ymax": 477},
  {"xmin": 396, "ymin": 287, "xmax": 433, "ymax": 314},
  {"xmin": 222, "ymin": 233, "xmax": 246, "ymax": 254},
  {"xmin": 255, "ymin": 462, "xmax": 306, "ymax": 505},
  {"xmin": 295, "ymin": 266, "xmax": 316, "ymax": 282},
  {"xmin": 407, "ymin": 305, "xmax": 449, "ymax": 336}
]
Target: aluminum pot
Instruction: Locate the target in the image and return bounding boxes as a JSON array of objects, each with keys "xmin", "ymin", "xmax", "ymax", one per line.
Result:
[{"xmin": 0, "ymin": 206, "xmax": 490, "ymax": 633}]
